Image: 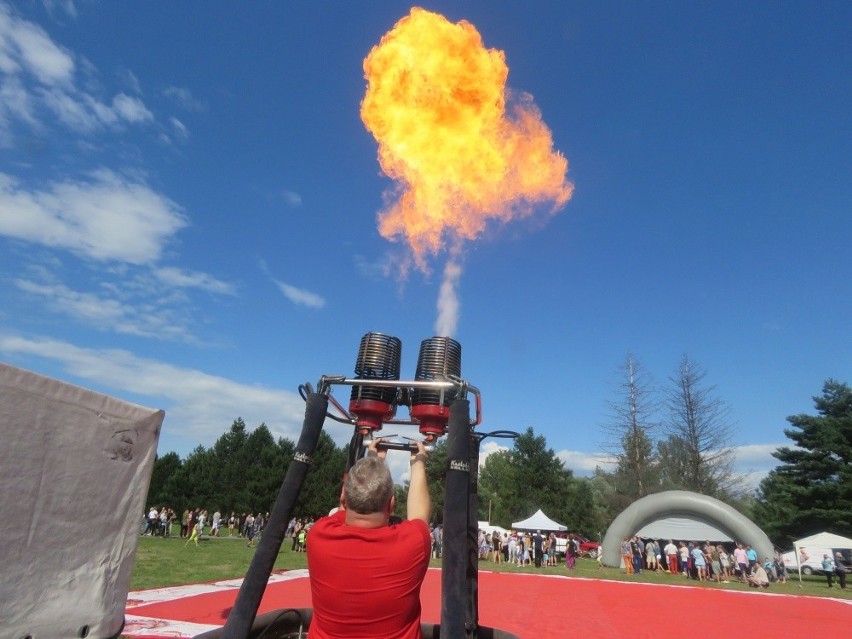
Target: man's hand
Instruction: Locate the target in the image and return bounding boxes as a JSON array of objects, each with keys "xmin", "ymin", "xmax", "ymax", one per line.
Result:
[{"xmin": 366, "ymin": 437, "xmax": 388, "ymax": 460}]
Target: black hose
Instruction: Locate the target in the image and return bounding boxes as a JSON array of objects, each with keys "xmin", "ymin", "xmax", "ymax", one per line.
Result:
[
  {"xmin": 220, "ymin": 392, "xmax": 328, "ymax": 639},
  {"xmin": 440, "ymin": 399, "xmax": 471, "ymax": 638}
]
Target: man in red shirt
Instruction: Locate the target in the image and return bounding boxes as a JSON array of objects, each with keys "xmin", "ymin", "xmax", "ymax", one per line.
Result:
[{"xmin": 307, "ymin": 439, "xmax": 432, "ymax": 639}]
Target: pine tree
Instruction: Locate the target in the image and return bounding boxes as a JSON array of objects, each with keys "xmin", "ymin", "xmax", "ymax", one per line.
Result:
[{"xmin": 755, "ymin": 379, "xmax": 852, "ymax": 547}]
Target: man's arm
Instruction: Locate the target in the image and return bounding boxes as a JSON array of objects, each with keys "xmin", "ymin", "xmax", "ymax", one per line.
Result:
[{"xmin": 407, "ymin": 441, "xmax": 431, "ymax": 523}]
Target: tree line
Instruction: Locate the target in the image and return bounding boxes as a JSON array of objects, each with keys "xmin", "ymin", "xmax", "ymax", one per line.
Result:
[{"xmin": 145, "ymin": 371, "xmax": 852, "ymax": 550}]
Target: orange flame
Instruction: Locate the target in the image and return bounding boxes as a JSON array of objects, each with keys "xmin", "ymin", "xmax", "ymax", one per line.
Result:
[{"xmin": 361, "ymin": 7, "xmax": 573, "ymax": 270}]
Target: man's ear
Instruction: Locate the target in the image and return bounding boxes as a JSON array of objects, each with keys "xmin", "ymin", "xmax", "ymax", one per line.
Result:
[
  {"xmin": 387, "ymin": 494, "xmax": 396, "ymax": 515},
  {"xmin": 339, "ymin": 486, "xmax": 346, "ymax": 509}
]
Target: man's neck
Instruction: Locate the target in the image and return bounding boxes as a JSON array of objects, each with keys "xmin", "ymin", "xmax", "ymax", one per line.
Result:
[{"xmin": 344, "ymin": 509, "xmax": 389, "ymax": 529}]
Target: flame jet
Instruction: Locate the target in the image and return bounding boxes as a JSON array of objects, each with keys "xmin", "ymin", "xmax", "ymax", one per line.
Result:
[{"xmin": 361, "ymin": 8, "xmax": 573, "ymax": 334}]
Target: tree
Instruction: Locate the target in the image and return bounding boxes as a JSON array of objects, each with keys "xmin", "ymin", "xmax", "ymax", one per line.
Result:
[
  {"xmin": 478, "ymin": 427, "xmax": 575, "ymax": 529},
  {"xmin": 147, "ymin": 451, "xmax": 182, "ymax": 509},
  {"xmin": 603, "ymin": 354, "xmax": 660, "ymax": 505},
  {"xmin": 662, "ymin": 354, "xmax": 737, "ymax": 498},
  {"xmin": 754, "ymin": 379, "xmax": 852, "ymax": 547},
  {"xmin": 295, "ymin": 430, "xmax": 347, "ymax": 518},
  {"xmin": 477, "ymin": 448, "xmax": 514, "ymax": 526},
  {"xmin": 424, "ymin": 440, "xmax": 448, "ymax": 523},
  {"xmin": 240, "ymin": 423, "xmax": 288, "ymax": 512},
  {"xmin": 564, "ymin": 479, "xmax": 601, "ymax": 538}
]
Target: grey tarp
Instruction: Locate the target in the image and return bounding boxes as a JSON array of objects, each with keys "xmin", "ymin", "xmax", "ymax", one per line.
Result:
[{"xmin": 0, "ymin": 362, "xmax": 163, "ymax": 639}]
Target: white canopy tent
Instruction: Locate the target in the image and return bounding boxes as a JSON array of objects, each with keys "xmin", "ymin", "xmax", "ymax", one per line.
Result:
[
  {"xmin": 478, "ymin": 521, "xmax": 510, "ymax": 537},
  {"xmin": 792, "ymin": 531, "xmax": 852, "ymax": 582},
  {"xmin": 511, "ymin": 509, "xmax": 567, "ymax": 532}
]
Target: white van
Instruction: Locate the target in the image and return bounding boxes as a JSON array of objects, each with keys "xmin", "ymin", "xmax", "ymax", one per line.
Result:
[{"xmin": 782, "ymin": 547, "xmax": 833, "ymax": 575}]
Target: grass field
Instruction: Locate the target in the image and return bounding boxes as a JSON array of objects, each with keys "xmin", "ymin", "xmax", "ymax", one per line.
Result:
[{"xmin": 131, "ymin": 533, "xmax": 851, "ymax": 601}]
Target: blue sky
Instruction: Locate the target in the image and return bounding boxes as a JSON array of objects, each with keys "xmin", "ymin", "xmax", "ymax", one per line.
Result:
[{"xmin": 1, "ymin": 1, "xmax": 849, "ymax": 488}]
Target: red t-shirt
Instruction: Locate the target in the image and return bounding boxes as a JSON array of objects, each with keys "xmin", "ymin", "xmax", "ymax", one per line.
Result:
[{"xmin": 307, "ymin": 510, "xmax": 431, "ymax": 639}]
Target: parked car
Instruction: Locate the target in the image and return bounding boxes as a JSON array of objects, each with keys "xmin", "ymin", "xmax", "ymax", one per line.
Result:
[
  {"xmin": 553, "ymin": 534, "xmax": 600, "ymax": 558},
  {"xmin": 576, "ymin": 535, "xmax": 601, "ymax": 556}
]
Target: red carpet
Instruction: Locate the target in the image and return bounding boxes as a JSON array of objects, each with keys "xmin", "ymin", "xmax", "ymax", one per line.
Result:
[{"xmin": 125, "ymin": 569, "xmax": 852, "ymax": 638}]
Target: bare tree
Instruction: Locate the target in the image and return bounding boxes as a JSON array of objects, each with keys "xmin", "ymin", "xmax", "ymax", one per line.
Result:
[
  {"xmin": 662, "ymin": 354, "xmax": 738, "ymax": 498},
  {"xmin": 603, "ymin": 353, "xmax": 660, "ymax": 502}
]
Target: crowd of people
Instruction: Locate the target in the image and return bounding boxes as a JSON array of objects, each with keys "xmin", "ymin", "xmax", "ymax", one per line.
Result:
[
  {"xmin": 142, "ymin": 506, "xmax": 272, "ymax": 547},
  {"xmin": 619, "ymin": 536, "xmax": 793, "ymax": 588},
  {"xmin": 431, "ymin": 529, "xmax": 594, "ymax": 570}
]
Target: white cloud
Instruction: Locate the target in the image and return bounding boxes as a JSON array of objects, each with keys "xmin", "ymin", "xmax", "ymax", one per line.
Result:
[
  {"xmin": 0, "ymin": 76, "xmax": 38, "ymax": 137},
  {"xmin": 169, "ymin": 116, "xmax": 189, "ymax": 140},
  {"xmin": 119, "ymin": 68, "xmax": 141, "ymax": 95},
  {"xmin": 0, "ymin": 169, "xmax": 187, "ymax": 264},
  {"xmin": 111, "ymin": 92, "xmax": 153, "ymax": 123},
  {"xmin": 0, "ymin": 334, "xmax": 308, "ymax": 447},
  {"xmin": 0, "ymin": 3, "xmax": 155, "ymax": 137},
  {"xmin": 282, "ymin": 190, "xmax": 302, "ymax": 207},
  {"xmin": 42, "ymin": 1, "xmax": 78, "ymax": 20},
  {"xmin": 0, "ymin": 4, "xmax": 75, "ymax": 86},
  {"xmin": 14, "ymin": 277, "xmax": 197, "ymax": 341},
  {"xmin": 162, "ymin": 85, "xmax": 206, "ymax": 112},
  {"xmin": 274, "ymin": 280, "xmax": 326, "ymax": 309},
  {"xmin": 12, "ymin": 259, "xmax": 237, "ymax": 343},
  {"xmin": 557, "ymin": 449, "xmax": 616, "ymax": 474},
  {"xmin": 153, "ymin": 266, "xmax": 236, "ymax": 295}
]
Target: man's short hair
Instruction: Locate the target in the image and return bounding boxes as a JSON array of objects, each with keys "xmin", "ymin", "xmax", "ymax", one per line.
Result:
[{"xmin": 344, "ymin": 456, "xmax": 394, "ymax": 515}]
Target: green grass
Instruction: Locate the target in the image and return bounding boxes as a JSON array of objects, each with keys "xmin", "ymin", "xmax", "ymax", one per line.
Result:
[
  {"xmin": 130, "ymin": 536, "xmax": 850, "ymax": 601},
  {"xmin": 130, "ymin": 533, "xmax": 308, "ymax": 591}
]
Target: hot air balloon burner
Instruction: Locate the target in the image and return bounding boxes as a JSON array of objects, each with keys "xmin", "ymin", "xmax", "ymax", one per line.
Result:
[
  {"xmin": 410, "ymin": 336, "xmax": 462, "ymax": 439},
  {"xmin": 348, "ymin": 332, "xmax": 402, "ymax": 434}
]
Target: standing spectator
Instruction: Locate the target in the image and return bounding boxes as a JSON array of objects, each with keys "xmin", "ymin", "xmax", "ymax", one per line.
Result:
[
  {"xmin": 692, "ymin": 545, "xmax": 707, "ymax": 581},
  {"xmin": 710, "ymin": 546, "xmax": 722, "ymax": 583},
  {"xmin": 821, "ymin": 553, "xmax": 836, "ymax": 588},
  {"xmin": 632, "ymin": 537, "xmax": 643, "ymax": 574},
  {"xmin": 664, "ymin": 539, "xmax": 678, "ymax": 575},
  {"xmin": 621, "ymin": 537, "xmax": 633, "ymax": 575},
  {"xmin": 733, "ymin": 543, "xmax": 749, "ymax": 582},
  {"xmin": 292, "ymin": 519, "xmax": 303, "ymax": 550},
  {"xmin": 833, "ymin": 552, "xmax": 848, "ymax": 589},
  {"xmin": 211, "ymin": 511, "xmax": 221, "ymax": 537},
  {"xmin": 492, "ymin": 532, "xmax": 503, "ymax": 564},
  {"xmin": 432, "ymin": 524, "xmax": 443, "ymax": 559},
  {"xmin": 181, "ymin": 509, "xmax": 190, "ymax": 538},
  {"xmin": 565, "ymin": 534, "xmax": 577, "ymax": 569},
  {"xmin": 678, "ymin": 542, "xmax": 690, "ymax": 577},
  {"xmin": 645, "ymin": 539, "xmax": 657, "ymax": 571},
  {"xmin": 746, "ymin": 545, "xmax": 758, "ymax": 573},
  {"xmin": 245, "ymin": 513, "xmax": 256, "ymax": 547},
  {"xmin": 144, "ymin": 507, "xmax": 158, "ymax": 536},
  {"xmin": 773, "ymin": 548, "xmax": 787, "ymax": 584},
  {"xmin": 533, "ymin": 531, "xmax": 544, "ymax": 568},
  {"xmin": 158, "ymin": 508, "xmax": 169, "ymax": 536},
  {"xmin": 719, "ymin": 546, "xmax": 731, "ymax": 582}
]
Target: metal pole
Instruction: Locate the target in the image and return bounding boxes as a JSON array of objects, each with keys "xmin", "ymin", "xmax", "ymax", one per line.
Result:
[{"xmin": 221, "ymin": 391, "xmax": 328, "ymax": 639}]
